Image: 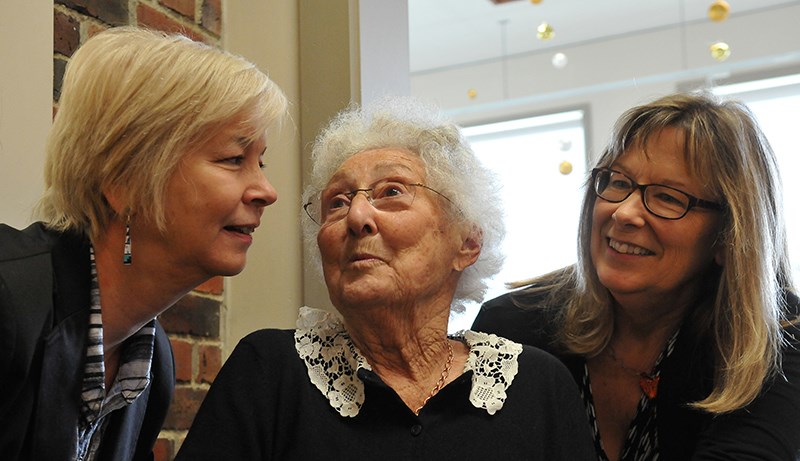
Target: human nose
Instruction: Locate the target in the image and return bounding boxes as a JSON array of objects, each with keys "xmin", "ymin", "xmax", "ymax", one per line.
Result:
[
  {"xmin": 345, "ymin": 191, "xmax": 377, "ymax": 235},
  {"xmin": 610, "ymin": 188, "xmax": 647, "ymax": 226},
  {"xmin": 246, "ymin": 170, "xmax": 278, "ymax": 209}
]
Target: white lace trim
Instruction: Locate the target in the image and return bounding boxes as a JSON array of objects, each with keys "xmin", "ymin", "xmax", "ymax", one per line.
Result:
[
  {"xmin": 463, "ymin": 329, "xmax": 522, "ymax": 415},
  {"xmin": 294, "ymin": 306, "xmax": 523, "ymax": 417}
]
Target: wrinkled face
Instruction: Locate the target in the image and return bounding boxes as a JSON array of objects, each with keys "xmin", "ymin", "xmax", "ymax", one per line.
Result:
[
  {"xmin": 135, "ymin": 122, "xmax": 277, "ymax": 281},
  {"xmin": 316, "ymin": 148, "xmax": 467, "ymax": 312},
  {"xmin": 590, "ymin": 127, "xmax": 723, "ymax": 307}
]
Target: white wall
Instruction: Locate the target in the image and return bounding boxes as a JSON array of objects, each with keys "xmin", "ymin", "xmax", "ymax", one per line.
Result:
[
  {"xmin": 223, "ymin": 0, "xmax": 304, "ymax": 352},
  {"xmin": 0, "ymin": 1, "xmax": 52, "ymax": 228},
  {"xmin": 411, "ymin": 4, "xmax": 800, "ymax": 162},
  {"xmin": 224, "ymin": 0, "xmax": 410, "ymax": 350}
]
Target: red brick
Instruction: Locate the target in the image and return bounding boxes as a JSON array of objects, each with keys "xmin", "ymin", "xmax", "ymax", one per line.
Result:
[
  {"xmin": 137, "ymin": 3, "xmax": 204, "ymax": 42},
  {"xmin": 153, "ymin": 438, "xmax": 173, "ymax": 461},
  {"xmin": 86, "ymin": 22, "xmax": 108, "ymax": 38},
  {"xmin": 170, "ymin": 338, "xmax": 193, "ymax": 383},
  {"xmin": 160, "ymin": 0, "xmax": 196, "ymax": 20},
  {"xmin": 54, "ymin": 10, "xmax": 79, "ymax": 57},
  {"xmin": 198, "ymin": 345, "xmax": 222, "ymax": 384},
  {"xmin": 194, "ymin": 276, "xmax": 223, "ymax": 295},
  {"xmin": 58, "ymin": 0, "xmax": 129, "ymax": 25},
  {"xmin": 163, "ymin": 386, "xmax": 208, "ymax": 430},
  {"xmin": 159, "ymin": 294, "xmax": 221, "ymax": 338},
  {"xmin": 201, "ymin": 0, "xmax": 222, "ymax": 36}
]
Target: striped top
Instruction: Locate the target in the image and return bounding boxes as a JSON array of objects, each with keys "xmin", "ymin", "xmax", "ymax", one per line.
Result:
[
  {"xmin": 74, "ymin": 247, "xmax": 156, "ymax": 461},
  {"xmin": 581, "ymin": 329, "xmax": 680, "ymax": 461}
]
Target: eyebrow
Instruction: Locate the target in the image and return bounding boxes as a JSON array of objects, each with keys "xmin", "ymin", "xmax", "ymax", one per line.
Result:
[
  {"xmin": 610, "ymin": 164, "xmax": 696, "ymax": 191},
  {"xmin": 328, "ymin": 161, "xmax": 418, "ymax": 184},
  {"xmin": 235, "ymin": 136, "xmax": 251, "ymax": 148}
]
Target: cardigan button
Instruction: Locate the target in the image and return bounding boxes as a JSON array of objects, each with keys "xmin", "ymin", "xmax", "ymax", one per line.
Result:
[{"xmin": 410, "ymin": 424, "xmax": 423, "ymax": 436}]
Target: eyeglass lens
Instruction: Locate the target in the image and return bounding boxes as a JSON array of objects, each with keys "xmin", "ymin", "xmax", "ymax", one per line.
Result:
[
  {"xmin": 593, "ymin": 169, "xmax": 692, "ymax": 219},
  {"xmin": 306, "ymin": 181, "xmax": 418, "ymax": 225}
]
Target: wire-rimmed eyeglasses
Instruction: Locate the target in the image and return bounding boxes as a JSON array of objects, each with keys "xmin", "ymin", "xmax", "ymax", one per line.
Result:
[
  {"xmin": 592, "ymin": 167, "xmax": 725, "ymax": 220},
  {"xmin": 303, "ymin": 180, "xmax": 457, "ymax": 226}
]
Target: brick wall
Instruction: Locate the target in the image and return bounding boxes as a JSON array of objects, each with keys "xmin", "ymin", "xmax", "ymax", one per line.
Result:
[{"xmin": 53, "ymin": 2, "xmax": 224, "ymax": 460}]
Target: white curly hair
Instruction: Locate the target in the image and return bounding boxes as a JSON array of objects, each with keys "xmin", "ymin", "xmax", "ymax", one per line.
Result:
[{"xmin": 301, "ymin": 96, "xmax": 505, "ymax": 313}]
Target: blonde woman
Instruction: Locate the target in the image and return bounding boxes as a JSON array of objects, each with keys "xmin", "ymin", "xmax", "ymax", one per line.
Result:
[
  {"xmin": 0, "ymin": 27, "xmax": 286, "ymax": 461},
  {"xmin": 474, "ymin": 92, "xmax": 800, "ymax": 460}
]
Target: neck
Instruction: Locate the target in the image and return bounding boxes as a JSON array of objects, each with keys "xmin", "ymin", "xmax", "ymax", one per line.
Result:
[
  {"xmin": 91, "ymin": 228, "xmax": 205, "ymax": 350},
  {"xmin": 340, "ymin": 299, "xmax": 464, "ymax": 413},
  {"xmin": 344, "ymin": 302, "xmax": 451, "ymax": 376},
  {"xmin": 610, "ymin": 293, "xmax": 692, "ymax": 341},
  {"xmin": 605, "ymin": 299, "xmax": 685, "ymax": 379}
]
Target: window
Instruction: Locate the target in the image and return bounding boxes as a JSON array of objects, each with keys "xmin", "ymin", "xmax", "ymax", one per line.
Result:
[
  {"xmin": 451, "ymin": 110, "xmax": 587, "ymax": 331},
  {"xmin": 713, "ymin": 74, "xmax": 800, "ymax": 285}
]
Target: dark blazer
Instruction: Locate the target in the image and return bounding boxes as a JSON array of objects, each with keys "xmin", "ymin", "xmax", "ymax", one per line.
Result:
[
  {"xmin": 473, "ymin": 285, "xmax": 800, "ymax": 461},
  {"xmin": 0, "ymin": 223, "xmax": 174, "ymax": 461}
]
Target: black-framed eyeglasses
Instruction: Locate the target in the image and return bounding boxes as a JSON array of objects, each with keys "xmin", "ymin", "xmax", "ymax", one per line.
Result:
[
  {"xmin": 303, "ymin": 180, "xmax": 457, "ymax": 226},
  {"xmin": 592, "ymin": 167, "xmax": 725, "ymax": 220}
]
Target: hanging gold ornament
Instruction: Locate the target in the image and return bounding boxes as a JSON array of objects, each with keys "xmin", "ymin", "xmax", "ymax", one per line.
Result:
[
  {"xmin": 559, "ymin": 161, "xmax": 573, "ymax": 175},
  {"xmin": 708, "ymin": 0, "xmax": 730, "ymax": 22},
  {"xmin": 530, "ymin": 0, "xmax": 543, "ymax": 4},
  {"xmin": 710, "ymin": 42, "xmax": 731, "ymax": 61},
  {"xmin": 537, "ymin": 22, "xmax": 555, "ymax": 41},
  {"xmin": 467, "ymin": 88, "xmax": 478, "ymax": 99}
]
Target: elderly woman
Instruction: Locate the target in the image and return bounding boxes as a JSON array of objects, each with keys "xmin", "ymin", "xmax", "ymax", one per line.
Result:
[
  {"xmin": 0, "ymin": 27, "xmax": 286, "ymax": 461},
  {"xmin": 474, "ymin": 92, "xmax": 800, "ymax": 460},
  {"xmin": 176, "ymin": 98, "xmax": 595, "ymax": 460}
]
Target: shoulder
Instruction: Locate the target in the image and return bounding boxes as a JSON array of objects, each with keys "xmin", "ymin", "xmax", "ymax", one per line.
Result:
[
  {"xmin": 203, "ymin": 328, "xmax": 312, "ymax": 406},
  {"xmin": 472, "ymin": 289, "xmax": 562, "ymax": 350},
  {"xmin": 240, "ymin": 328, "xmax": 295, "ymax": 346},
  {"xmin": 463, "ymin": 331, "xmax": 573, "ymax": 385},
  {"xmin": 225, "ymin": 329, "xmax": 298, "ymax": 369},
  {"xmin": 516, "ymin": 343, "xmax": 576, "ymax": 382},
  {"xmin": 0, "ymin": 222, "xmax": 54, "ymax": 261},
  {"xmin": 0, "ymin": 223, "xmax": 65, "ymax": 329}
]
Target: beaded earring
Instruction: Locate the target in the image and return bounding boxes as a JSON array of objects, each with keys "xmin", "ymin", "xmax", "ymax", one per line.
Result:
[{"xmin": 123, "ymin": 213, "xmax": 132, "ymax": 265}]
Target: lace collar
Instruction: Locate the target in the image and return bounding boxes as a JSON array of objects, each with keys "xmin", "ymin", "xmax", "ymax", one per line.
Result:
[{"xmin": 294, "ymin": 306, "xmax": 522, "ymax": 417}]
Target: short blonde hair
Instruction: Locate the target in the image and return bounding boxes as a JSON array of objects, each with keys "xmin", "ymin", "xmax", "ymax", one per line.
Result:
[{"xmin": 38, "ymin": 27, "xmax": 287, "ymax": 241}]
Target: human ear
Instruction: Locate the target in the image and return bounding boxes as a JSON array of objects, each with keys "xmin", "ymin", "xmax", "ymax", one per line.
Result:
[
  {"xmin": 454, "ymin": 225, "xmax": 482, "ymax": 272},
  {"xmin": 102, "ymin": 184, "xmax": 129, "ymax": 217}
]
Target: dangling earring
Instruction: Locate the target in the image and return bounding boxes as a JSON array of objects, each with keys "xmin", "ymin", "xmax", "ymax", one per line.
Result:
[{"xmin": 123, "ymin": 212, "xmax": 132, "ymax": 265}]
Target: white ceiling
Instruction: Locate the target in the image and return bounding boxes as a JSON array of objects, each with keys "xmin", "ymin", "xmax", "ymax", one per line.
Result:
[{"xmin": 408, "ymin": 0, "xmax": 797, "ymax": 73}]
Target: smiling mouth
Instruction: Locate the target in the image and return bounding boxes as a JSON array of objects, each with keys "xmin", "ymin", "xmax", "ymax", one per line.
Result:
[
  {"xmin": 608, "ymin": 238, "xmax": 654, "ymax": 256},
  {"xmin": 225, "ymin": 226, "xmax": 255, "ymax": 235}
]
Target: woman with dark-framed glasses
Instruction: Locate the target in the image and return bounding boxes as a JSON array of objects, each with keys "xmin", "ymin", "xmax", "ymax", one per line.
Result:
[
  {"xmin": 176, "ymin": 97, "xmax": 595, "ymax": 460},
  {"xmin": 474, "ymin": 92, "xmax": 800, "ymax": 460}
]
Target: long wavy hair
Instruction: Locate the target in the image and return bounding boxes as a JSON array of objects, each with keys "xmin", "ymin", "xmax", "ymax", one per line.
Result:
[{"xmin": 512, "ymin": 92, "xmax": 795, "ymax": 413}]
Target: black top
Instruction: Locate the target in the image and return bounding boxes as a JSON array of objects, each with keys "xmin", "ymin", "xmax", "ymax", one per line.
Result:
[
  {"xmin": 473, "ymin": 282, "xmax": 800, "ymax": 461},
  {"xmin": 0, "ymin": 223, "xmax": 174, "ymax": 461},
  {"xmin": 176, "ymin": 328, "xmax": 597, "ymax": 460}
]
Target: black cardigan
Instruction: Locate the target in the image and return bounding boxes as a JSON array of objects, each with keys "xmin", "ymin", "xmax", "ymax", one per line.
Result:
[
  {"xmin": 0, "ymin": 223, "xmax": 174, "ymax": 461},
  {"xmin": 473, "ymin": 286, "xmax": 800, "ymax": 461}
]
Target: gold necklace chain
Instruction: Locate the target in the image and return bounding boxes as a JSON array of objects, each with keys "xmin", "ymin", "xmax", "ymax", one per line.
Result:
[
  {"xmin": 606, "ymin": 344, "xmax": 654, "ymax": 378},
  {"xmin": 414, "ymin": 339, "xmax": 454, "ymax": 415},
  {"xmin": 606, "ymin": 343, "xmax": 660, "ymax": 399}
]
